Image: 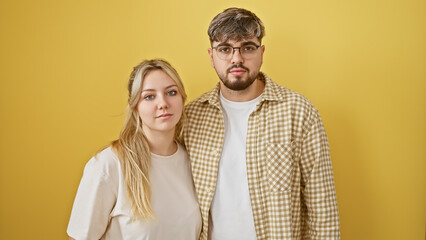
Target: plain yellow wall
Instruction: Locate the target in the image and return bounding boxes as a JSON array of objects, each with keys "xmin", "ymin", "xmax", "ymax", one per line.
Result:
[{"xmin": 0, "ymin": 0, "xmax": 425, "ymax": 239}]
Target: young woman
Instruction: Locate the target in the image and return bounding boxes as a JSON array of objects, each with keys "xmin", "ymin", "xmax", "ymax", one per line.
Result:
[{"xmin": 67, "ymin": 59, "xmax": 201, "ymax": 240}]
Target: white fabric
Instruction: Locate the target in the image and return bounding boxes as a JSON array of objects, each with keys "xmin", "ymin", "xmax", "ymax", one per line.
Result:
[
  {"xmin": 67, "ymin": 144, "xmax": 201, "ymax": 240},
  {"xmin": 208, "ymin": 92, "xmax": 262, "ymax": 240}
]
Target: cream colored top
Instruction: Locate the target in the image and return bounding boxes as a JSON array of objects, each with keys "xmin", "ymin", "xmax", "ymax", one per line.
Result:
[{"xmin": 67, "ymin": 144, "xmax": 201, "ymax": 240}]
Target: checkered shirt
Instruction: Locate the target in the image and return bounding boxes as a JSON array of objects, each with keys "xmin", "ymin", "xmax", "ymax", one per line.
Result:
[{"xmin": 183, "ymin": 73, "xmax": 340, "ymax": 240}]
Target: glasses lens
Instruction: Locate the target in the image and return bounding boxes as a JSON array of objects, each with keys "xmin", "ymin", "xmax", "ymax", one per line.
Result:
[
  {"xmin": 216, "ymin": 46, "xmax": 232, "ymax": 60},
  {"xmin": 215, "ymin": 45, "xmax": 259, "ymax": 60},
  {"xmin": 240, "ymin": 45, "xmax": 258, "ymax": 58}
]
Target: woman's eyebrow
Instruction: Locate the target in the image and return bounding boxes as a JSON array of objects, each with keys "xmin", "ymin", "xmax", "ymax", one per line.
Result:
[{"xmin": 142, "ymin": 84, "xmax": 177, "ymax": 93}]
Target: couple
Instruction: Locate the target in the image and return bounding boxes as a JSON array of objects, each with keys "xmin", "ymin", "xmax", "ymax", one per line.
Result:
[{"xmin": 67, "ymin": 7, "xmax": 340, "ymax": 240}]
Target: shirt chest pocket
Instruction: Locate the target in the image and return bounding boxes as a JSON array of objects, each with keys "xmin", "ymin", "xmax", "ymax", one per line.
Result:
[{"xmin": 266, "ymin": 142, "xmax": 294, "ymax": 192}]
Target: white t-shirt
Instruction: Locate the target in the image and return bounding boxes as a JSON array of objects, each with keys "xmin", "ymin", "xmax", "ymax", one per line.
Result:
[
  {"xmin": 208, "ymin": 92, "xmax": 262, "ymax": 240},
  {"xmin": 67, "ymin": 144, "xmax": 201, "ymax": 240}
]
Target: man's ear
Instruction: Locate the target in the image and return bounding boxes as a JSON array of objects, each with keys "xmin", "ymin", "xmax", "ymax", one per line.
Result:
[
  {"xmin": 261, "ymin": 45, "xmax": 265, "ymax": 54},
  {"xmin": 208, "ymin": 48, "xmax": 215, "ymax": 68},
  {"xmin": 260, "ymin": 45, "xmax": 265, "ymax": 65}
]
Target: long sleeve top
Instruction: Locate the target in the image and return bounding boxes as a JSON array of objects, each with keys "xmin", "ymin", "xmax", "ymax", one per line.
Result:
[{"xmin": 183, "ymin": 73, "xmax": 340, "ymax": 240}]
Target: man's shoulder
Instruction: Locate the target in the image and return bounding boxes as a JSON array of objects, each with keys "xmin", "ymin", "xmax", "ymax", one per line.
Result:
[
  {"xmin": 265, "ymin": 80, "xmax": 323, "ymax": 127},
  {"xmin": 266, "ymin": 78, "xmax": 314, "ymax": 108},
  {"xmin": 186, "ymin": 93, "xmax": 209, "ymax": 107},
  {"xmin": 185, "ymin": 88, "xmax": 218, "ymax": 113}
]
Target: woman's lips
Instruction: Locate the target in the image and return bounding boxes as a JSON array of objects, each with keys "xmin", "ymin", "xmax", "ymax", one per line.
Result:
[{"xmin": 157, "ymin": 113, "xmax": 173, "ymax": 119}]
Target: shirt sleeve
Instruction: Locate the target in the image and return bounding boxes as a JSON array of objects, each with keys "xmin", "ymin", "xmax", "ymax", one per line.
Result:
[
  {"xmin": 67, "ymin": 155, "xmax": 118, "ymax": 240},
  {"xmin": 299, "ymin": 107, "xmax": 340, "ymax": 239}
]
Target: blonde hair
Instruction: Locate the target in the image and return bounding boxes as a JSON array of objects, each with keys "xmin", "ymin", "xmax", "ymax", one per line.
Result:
[{"xmin": 111, "ymin": 59, "xmax": 187, "ymax": 220}]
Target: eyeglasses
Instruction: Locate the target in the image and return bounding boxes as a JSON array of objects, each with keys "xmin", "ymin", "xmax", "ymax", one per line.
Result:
[{"xmin": 212, "ymin": 44, "xmax": 261, "ymax": 60}]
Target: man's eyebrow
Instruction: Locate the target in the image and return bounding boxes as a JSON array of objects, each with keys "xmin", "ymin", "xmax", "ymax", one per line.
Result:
[
  {"xmin": 216, "ymin": 41, "xmax": 259, "ymax": 47},
  {"xmin": 216, "ymin": 42, "xmax": 232, "ymax": 47},
  {"xmin": 241, "ymin": 41, "xmax": 259, "ymax": 46}
]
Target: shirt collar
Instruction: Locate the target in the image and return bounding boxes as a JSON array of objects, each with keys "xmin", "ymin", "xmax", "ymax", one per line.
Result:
[{"xmin": 259, "ymin": 72, "xmax": 284, "ymax": 102}]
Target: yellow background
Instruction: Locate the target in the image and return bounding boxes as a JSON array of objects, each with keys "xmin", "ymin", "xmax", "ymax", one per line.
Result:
[{"xmin": 0, "ymin": 0, "xmax": 425, "ymax": 239}]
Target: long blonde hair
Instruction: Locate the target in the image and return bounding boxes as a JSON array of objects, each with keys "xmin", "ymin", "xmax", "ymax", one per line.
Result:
[{"xmin": 111, "ymin": 59, "xmax": 187, "ymax": 220}]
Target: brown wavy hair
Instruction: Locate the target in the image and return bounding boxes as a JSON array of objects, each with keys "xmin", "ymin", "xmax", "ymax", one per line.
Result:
[{"xmin": 208, "ymin": 7, "xmax": 265, "ymax": 44}]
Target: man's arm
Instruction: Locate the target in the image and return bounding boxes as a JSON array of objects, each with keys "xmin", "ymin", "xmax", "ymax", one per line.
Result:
[{"xmin": 299, "ymin": 108, "xmax": 340, "ymax": 239}]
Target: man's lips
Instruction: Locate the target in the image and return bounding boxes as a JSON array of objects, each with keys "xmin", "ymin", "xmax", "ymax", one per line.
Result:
[
  {"xmin": 229, "ymin": 68, "xmax": 247, "ymax": 76},
  {"xmin": 230, "ymin": 68, "xmax": 246, "ymax": 72},
  {"xmin": 228, "ymin": 65, "xmax": 249, "ymax": 76}
]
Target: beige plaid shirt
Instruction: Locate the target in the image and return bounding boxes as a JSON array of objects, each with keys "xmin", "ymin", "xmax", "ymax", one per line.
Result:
[{"xmin": 183, "ymin": 73, "xmax": 340, "ymax": 240}]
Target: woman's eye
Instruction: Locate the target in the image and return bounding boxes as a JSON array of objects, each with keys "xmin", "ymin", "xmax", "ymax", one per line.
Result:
[
  {"xmin": 144, "ymin": 95, "xmax": 154, "ymax": 100},
  {"xmin": 168, "ymin": 90, "xmax": 178, "ymax": 96}
]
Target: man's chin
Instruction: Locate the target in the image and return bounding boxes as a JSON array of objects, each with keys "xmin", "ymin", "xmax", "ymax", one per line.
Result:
[{"xmin": 223, "ymin": 79, "xmax": 253, "ymax": 91}]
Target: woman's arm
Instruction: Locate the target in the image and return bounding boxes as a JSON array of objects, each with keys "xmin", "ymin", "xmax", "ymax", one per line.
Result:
[{"xmin": 67, "ymin": 152, "xmax": 119, "ymax": 239}]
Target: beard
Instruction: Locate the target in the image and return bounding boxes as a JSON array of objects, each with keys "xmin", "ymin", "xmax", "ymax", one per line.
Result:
[{"xmin": 217, "ymin": 64, "xmax": 259, "ymax": 91}]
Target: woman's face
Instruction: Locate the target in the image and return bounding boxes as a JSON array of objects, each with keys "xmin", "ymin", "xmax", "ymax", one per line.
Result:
[{"xmin": 137, "ymin": 69, "xmax": 183, "ymax": 137}]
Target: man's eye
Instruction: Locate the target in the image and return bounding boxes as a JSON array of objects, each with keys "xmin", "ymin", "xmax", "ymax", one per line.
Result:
[
  {"xmin": 244, "ymin": 45, "xmax": 257, "ymax": 51},
  {"xmin": 144, "ymin": 95, "xmax": 154, "ymax": 100},
  {"xmin": 168, "ymin": 90, "xmax": 178, "ymax": 96},
  {"xmin": 218, "ymin": 47, "xmax": 232, "ymax": 53}
]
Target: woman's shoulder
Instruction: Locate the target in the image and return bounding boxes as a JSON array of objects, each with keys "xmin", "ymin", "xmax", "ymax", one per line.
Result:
[{"xmin": 84, "ymin": 146, "xmax": 121, "ymax": 178}]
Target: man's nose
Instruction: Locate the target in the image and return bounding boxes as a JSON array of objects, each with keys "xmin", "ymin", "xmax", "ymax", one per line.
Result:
[{"xmin": 231, "ymin": 47, "xmax": 244, "ymax": 64}]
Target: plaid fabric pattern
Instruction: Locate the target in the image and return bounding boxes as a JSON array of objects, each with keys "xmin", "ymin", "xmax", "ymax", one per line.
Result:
[{"xmin": 183, "ymin": 73, "xmax": 340, "ymax": 240}]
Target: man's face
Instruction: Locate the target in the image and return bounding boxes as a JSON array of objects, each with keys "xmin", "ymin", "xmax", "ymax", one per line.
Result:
[{"xmin": 208, "ymin": 37, "xmax": 265, "ymax": 91}]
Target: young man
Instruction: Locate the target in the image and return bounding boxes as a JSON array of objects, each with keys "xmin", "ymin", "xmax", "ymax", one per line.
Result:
[{"xmin": 184, "ymin": 7, "xmax": 340, "ymax": 240}]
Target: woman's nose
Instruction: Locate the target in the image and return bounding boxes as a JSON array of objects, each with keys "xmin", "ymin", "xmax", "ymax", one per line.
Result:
[{"xmin": 157, "ymin": 95, "xmax": 168, "ymax": 109}]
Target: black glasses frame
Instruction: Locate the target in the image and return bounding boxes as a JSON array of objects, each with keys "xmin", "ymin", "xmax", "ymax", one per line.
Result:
[{"xmin": 212, "ymin": 44, "xmax": 261, "ymax": 55}]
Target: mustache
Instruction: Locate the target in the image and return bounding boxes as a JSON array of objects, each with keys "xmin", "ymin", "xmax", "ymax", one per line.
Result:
[{"xmin": 227, "ymin": 64, "xmax": 249, "ymax": 73}]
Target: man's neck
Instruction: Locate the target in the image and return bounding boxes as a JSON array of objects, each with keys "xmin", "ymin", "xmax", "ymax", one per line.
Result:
[{"xmin": 220, "ymin": 78, "xmax": 265, "ymax": 102}]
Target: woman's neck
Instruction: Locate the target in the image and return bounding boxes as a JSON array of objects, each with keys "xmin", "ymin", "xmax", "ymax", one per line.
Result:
[{"xmin": 146, "ymin": 131, "xmax": 177, "ymax": 156}]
